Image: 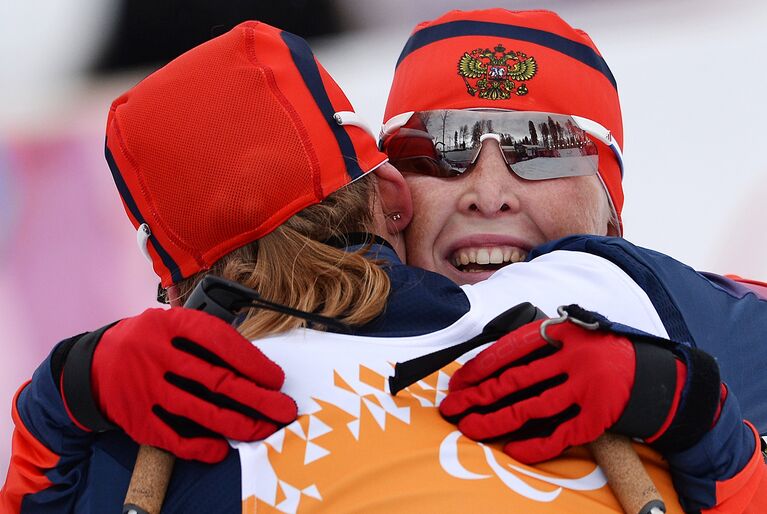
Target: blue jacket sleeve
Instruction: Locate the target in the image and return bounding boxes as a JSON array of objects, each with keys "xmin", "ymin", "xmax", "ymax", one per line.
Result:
[
  {"xmin": 0, "ymin": 336, "xmax": 95, "ymax": 513},
  {"xmin": 1, "ymin": 335, "xmax": 245, "ymax": 514},
  {"xmin": 530, "ymin": 235, "xmax": 767, "ymax": 433},
  {"xmin": 530, "ymin": 235, "xmax": 767, "ymax": 512},
  {"xmin": 665, "ymin": 388, "xmax": 758, "ymax": 511}
]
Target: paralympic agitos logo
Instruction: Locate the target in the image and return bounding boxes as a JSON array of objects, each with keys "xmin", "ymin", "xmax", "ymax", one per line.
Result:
[{"xmin": 457, "ymin": 44, "xmax": 538, "ymax": 99}]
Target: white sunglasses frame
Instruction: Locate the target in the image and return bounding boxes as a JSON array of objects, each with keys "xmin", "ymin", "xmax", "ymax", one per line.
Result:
[{"xmin": 379, "ymin": 109, "xmax": 624, "ymax": 176}]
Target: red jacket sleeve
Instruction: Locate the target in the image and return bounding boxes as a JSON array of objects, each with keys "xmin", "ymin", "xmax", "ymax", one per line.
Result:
[{"xmin": 702, "ymin": 424, "xmax": 766, "ymax": 513}]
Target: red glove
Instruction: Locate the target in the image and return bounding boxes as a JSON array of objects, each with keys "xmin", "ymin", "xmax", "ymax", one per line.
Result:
[
  {"xmin": 439, "ymin": 309, "xmax": 720, "ymax": 464},
  {"xmin": 60, "ymin": 307, "xmax": 297, "ymax": 463},
  {"xmin": 440, "ymin": 319, "xmax": 635, "ymax": 462}
]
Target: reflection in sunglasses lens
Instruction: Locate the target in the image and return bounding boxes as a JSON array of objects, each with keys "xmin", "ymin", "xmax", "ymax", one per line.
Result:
[
  {"xmin": 391, "ymin": 157, "xmax": 460, "ymax": 178},
  {"xmin": 385, "ymin": 111, "xmax": 599, "ymax": 180}
]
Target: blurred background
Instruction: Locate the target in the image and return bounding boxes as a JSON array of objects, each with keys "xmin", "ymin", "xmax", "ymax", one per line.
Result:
[{"xmin": 1, "ymin": 0, "xmax": 765, "ymax": 485}]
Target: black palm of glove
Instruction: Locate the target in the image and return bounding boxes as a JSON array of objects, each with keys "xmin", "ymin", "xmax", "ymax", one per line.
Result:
[
  {"xmin": 56, "ymin": 307, "xmax": 297, "ymax": 463},
  {"xmin": 440, "ymin": 306, "xmax": 722, "ymax": 463}
]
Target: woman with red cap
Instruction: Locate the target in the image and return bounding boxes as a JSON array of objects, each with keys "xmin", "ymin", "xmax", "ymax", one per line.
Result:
[
  {"xmin": 378, "ymin": 8, "xmax": 767, "ymax": 514},
  {"xmin": 1, "ymin": 13, "xmax": 765, "ymax": 514},
  {"xmin": 381, "ymin": 9, "xmax": 625, "ymax": 262}
]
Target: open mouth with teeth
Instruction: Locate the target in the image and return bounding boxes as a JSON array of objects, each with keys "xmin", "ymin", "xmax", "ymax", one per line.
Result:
[{"xmin": 450, "ymin": 246, "xmax": 528, "ymax": 273}]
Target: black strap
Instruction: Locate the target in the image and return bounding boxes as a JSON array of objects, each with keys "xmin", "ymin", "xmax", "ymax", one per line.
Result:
[
  {"xmin": 50, "ymin": 332, "xmax": 89, "ymax": 393},
  {"xmin": 248, "ymin": 296, "xmax": 351, "ymax": 334},
  {"xmin": 651, "ymin": 347, "xmax": 721, "ymax": 453},
  {"xmin": 611, "ymin": 341, "xmax": 678, "ymax": 439},
  {"xmin": 388, "ymin": 302, "xmax": 546, "ymax": 395},
  {"xmin": 186, "ymin": 274, "xmax": 351, "ymax": 333},
  {"xmin": 61, "ymin": 323, "xmax": 119, "ymax": 432}
]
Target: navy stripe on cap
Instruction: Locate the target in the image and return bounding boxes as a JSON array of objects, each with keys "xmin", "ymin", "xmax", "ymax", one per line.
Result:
[
  {"xmin": 396, "ymin": 20, "xmax": 616, "ymax": 89},
  {"xmin": 280, "ymin": 31, "xmax": 364, "ymax": 180},
  {"xmin": 105, "ymin": 142, "xmax": 183, "ymax": 283}
]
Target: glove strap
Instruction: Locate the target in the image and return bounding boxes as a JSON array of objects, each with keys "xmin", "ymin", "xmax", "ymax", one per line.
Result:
[
  {"xmin": 612, "ymin": 340, "xmax": 721, "ymax": 453},
  {"xmin": 62, "ymin": 323, "xmax": 119, "ymax": 432},
  {"xmin": 651, "ymin": 346, "xmax": 721, "ymax": 453},
  {"xmin": 611, "ymin": 341, "xmax": 677, "ymax": 439}
]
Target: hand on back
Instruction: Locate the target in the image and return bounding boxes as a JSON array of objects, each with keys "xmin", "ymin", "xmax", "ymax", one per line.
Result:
[
  {"xmin": 440, "ymin": 307, "xmax": 721, "ymax": 463},
  {"xmin": 63, "ymin": 307, "xmax": 297, "ymax": 463}
]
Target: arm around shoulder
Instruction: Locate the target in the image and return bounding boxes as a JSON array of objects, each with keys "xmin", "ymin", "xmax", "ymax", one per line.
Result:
[{"xmin": 0, "ymin": 334, "xmax": 97, "ymax": 513}]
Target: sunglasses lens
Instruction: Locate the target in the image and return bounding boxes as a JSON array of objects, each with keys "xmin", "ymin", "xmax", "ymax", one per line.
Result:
[
  {"xmin": 384, "ymin": 126, "xmax": 468, "ymax": 177},
  {"xmin": 383, "ymin": 110, "xmax": 600, "ymax": 180},
  {"xmin": 507, "ymin": 144, "xmax": 598, "ymax": 180},
  {"xmin": 390, "ymin": 157, "xmax": 464, "ymax": 178}
]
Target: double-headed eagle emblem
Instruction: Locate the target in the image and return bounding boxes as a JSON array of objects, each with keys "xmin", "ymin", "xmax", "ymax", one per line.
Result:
[{"xmin": 457, "ymin": 44, "xmax": 537, "ymax": 99}]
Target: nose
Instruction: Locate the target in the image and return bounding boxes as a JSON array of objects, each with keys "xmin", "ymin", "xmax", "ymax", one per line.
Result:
[{"xmin": 458, "ymin": 142, "xmax": 523, "ymax": 217}]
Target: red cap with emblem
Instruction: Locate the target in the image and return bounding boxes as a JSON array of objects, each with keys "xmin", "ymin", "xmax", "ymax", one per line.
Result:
[
  {"xmin": 384, "ymin": 9, "xmax": 624, "ymax": 232},
  {"xmin": 106, "ymin": 21, "xmax": 387, "ymax": 286}
]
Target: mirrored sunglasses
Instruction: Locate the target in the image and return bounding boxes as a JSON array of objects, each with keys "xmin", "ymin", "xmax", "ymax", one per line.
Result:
[{"xmin": 379, "ymin": 109, "xmax": 623, "ymax": 180}]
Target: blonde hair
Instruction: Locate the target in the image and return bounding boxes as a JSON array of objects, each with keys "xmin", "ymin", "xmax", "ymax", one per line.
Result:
[{"xmin": 174, "ymin": 176, "xmax": 391, "ymax": 340}]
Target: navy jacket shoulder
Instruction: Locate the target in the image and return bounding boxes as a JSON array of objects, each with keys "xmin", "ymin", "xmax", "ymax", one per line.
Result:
[{"xmin": 531, "ymin": 235, "xmax": 767, "ymax": 433}]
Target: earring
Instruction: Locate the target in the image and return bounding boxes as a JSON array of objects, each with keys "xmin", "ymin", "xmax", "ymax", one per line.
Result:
[{"xmin": 388, "ymin": 212, "xmax": 402, "ymax": 221}]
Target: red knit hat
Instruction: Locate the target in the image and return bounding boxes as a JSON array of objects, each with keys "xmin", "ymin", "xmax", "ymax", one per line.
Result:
[
  {"xmin": 384, "ymin": 9, "xmax": 624, "ymax": 232},
  {"xmin": 106, "ymin": 21, "xmax": 387, "ymax": 286}
]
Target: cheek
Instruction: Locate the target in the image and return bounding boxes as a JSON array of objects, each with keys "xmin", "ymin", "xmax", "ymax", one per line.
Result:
[
  {"xmin": 402, "ymin": 176, "xmax": 452, "ymax": 264},
  {"xmin": 531, "ymin": 178, "xmax": 607, "ymax": 239},
  {"xmin": 403, "ymin": 176, "xmax": 452, "ymax": 225}
]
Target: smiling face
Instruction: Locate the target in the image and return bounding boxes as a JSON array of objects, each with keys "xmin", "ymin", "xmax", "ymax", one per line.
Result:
[{"xmin": 402, "ymin": 143, "xmax": 611, "ymax": 285}]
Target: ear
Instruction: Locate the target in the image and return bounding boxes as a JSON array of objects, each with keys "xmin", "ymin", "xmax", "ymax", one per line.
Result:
[{"xmin": 373, "ymin": 162, "xmax": 413, "ymax": 233}]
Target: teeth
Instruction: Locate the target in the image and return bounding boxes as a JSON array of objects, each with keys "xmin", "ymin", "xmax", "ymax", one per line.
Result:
[
  {"xmin": 451, "ymin": 246, "xmax": 528, "ymax": 269},
  {"xmin": 489, "ymin": 248, "xmax": 503, "ymax": 264}
]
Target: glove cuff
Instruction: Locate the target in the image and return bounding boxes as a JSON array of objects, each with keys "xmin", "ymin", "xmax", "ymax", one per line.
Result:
[
  {"xmin": 611, "ymin": 341, "xmax": 677, "ymax": 439},
  {"xmin": 611, "ymin": 340, "xmax": 721, "ymax": 453},
  {"xmin": 651, "ymin": 346, "xmax": 721, "ymax": 453},
  {"xmin": 61, "ymin": 323, "xmax": 119, "ymax": 432}
]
